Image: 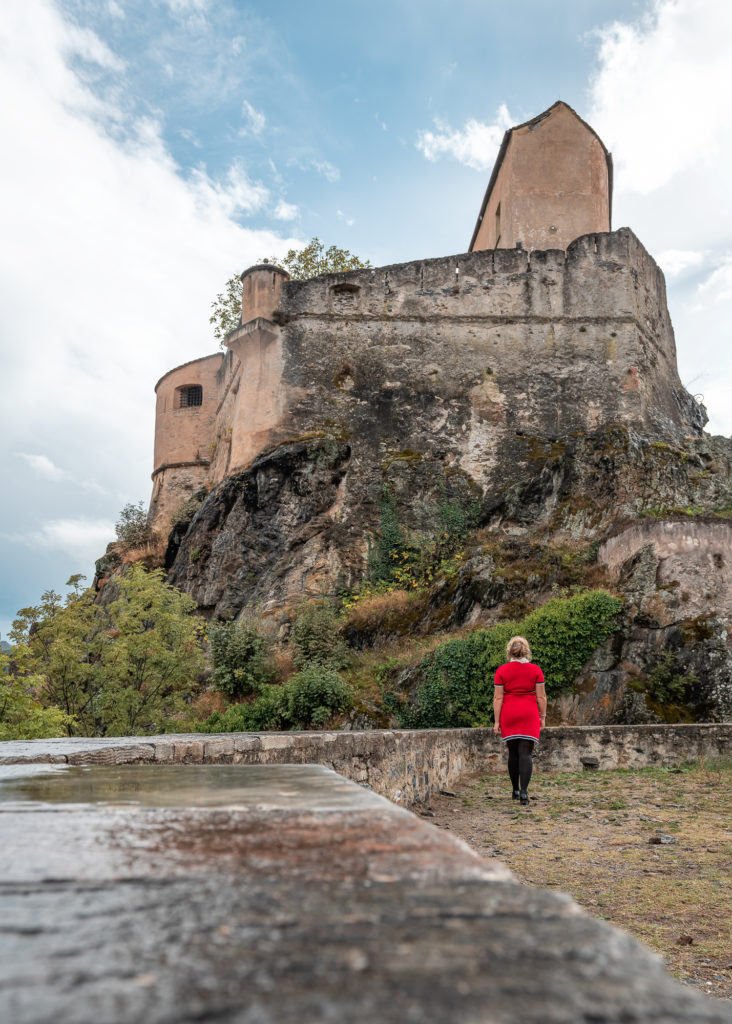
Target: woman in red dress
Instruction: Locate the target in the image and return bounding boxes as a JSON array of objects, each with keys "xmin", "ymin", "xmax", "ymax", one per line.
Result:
[{"xmin": 493, "ymin": 635, "xmax": 547, "ymax": 805}]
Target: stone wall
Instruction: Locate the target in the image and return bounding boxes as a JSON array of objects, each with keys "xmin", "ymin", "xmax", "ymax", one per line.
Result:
[
  {"xmin": 599, "ymin": 518, "xmax": 732, "ymax": 624},
  {"xmin": 150, "ymin": 228, "xmax": 706, "ymax": 535},
  {"xmin": 3, "ymin": 724, "xmax": 729, "ymax": 807}
]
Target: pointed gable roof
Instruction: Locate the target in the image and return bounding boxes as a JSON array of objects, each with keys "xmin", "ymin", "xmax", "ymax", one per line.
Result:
[{"xmin": 468, "ymin": 101, "xmax": 613, "ymax": 252}]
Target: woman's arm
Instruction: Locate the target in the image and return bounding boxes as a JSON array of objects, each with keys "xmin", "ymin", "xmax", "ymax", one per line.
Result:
[
  {"xmin": 536, "ymin": 682, "xmax": 547, "ymax": 728},
  {"xmin": 493, "ymin": 686, "xmax": 503, "ymax": 735}
]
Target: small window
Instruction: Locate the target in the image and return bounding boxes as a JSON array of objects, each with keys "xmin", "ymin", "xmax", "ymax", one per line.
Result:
[
  {"xmin": 177, "ymin": 384, "xmax": 203, "ymax": 408},
  {"xmin": 495, "ymin": 202, "xmax": 501, "ymax": 247}
]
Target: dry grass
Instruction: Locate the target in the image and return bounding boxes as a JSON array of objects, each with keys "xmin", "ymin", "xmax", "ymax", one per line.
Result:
[
  {"xmin": 343, "ymin": 588, "xmax": 423, "ymax": 634},
  {"xmin": 429, "ymin": 759, "xmax": 732, "ymax": 1001},
  {"xmin": 119, "ymin": 536, "xmax": 167, "ymax": 569}
]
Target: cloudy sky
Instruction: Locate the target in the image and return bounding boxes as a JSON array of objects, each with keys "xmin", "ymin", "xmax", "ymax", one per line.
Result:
[{"xmin": 1, "ymin": 0, "xmax": 731, "ymax": 639}]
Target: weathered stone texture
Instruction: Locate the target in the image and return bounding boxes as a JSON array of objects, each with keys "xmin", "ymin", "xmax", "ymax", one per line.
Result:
[
  {"xmin": 2, "ymin": 724, "xmax": 729, "ymax": 805},
  {"xmin": 2, "ymin": 763, "xmax": 730, "ymax": 1024}
]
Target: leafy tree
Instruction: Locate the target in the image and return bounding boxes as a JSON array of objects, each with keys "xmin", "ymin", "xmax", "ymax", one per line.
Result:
[
  {"xmin": 115, "ymin": 501, "xmax": 153, "ymax": 547},
  {"xmin": 9, "ymin": 568, "xmax": 205, "ymax": 737},
  {"xmin": 0, "ymin": 654, "xmax": 74, "ymax": 740},
  {"xmin": 10, "ymin": 583, "xmax": 107, "ymax": 734},
  {"xmin": 210, "ymin": 238, "xmax": 370, "ymax": 346},
  {"xmin": 209, "ymin": 619, "xmax": 276, "ymax": 699},
  {"xmin": 98, "ymin": 565, "xmax": 206, "ymax": 735},
  {"xmin": 265, "ymin": 237, "xmax": 371, "ymax": 281},
  {"xmin": 209, "ymin": 275, "xmax": 242, "ymax": 344}
]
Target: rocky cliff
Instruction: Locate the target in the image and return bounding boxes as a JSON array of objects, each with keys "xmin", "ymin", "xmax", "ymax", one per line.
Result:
[{"xmin": 113, "ymin": 230, "xmax": 732, "ymax": 727}]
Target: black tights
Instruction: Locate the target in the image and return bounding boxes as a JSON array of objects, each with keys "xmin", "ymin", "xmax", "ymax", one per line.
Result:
[{"xmin": 507, "ymin": 738, "xmax": 534, "ymax": 792}]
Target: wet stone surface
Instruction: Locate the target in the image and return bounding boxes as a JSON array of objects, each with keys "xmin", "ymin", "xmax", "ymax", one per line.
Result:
[{"xmin": 1, "ymin": 763, "xmax": 731, "ymax": 1023}]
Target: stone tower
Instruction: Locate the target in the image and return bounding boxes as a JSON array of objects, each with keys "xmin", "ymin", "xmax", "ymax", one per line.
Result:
[{"xmin": 469, "ymin": 101, "xmax": 613, "ymax": 253}]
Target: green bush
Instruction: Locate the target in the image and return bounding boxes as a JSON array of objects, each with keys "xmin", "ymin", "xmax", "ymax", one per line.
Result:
[
  {"xmin": 367, "ymin": 491, "xmax": 404, "ymax": 583},
  {"xmin": 198, "ymin": 665, "xmax": 353, "ymax": 733},
  {"xmin": 283, "ymin": 663, "xmax": 353, "ymax": 727},
  {"xmin": 115, "ymin": 501, "xmax": 154, "ymax": 547},
  {"xmin": 199, "ymin": 684, "xmax": 287, "ymax": 733},
  {"xmin": 388, "ymin": 590, "xmax": 622, "ymax": 729},
  {"xmin": 290, "ymin": 600, "xmax": 349, "ymax": 669},
  {"xmin": 209, "ymin": 619, "xmax": 276, "ymax": 699}
]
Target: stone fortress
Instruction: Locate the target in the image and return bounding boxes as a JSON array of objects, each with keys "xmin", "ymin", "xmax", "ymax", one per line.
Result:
[{"xmin": 149, "ymin": 101, "xmax": 704, "ymax": 535}]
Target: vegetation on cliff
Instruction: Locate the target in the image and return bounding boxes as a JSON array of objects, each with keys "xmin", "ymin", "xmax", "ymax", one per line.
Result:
[{"xmin": 383, "ymin": 590, "xmax": 622, "ymax": 729}]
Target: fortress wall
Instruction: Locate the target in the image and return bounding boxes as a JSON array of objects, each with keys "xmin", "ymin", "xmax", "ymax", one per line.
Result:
[
  {"xmin": 259, "ymin": 229, "xmax": 697, "ymax": 503},
  {"xmin": 150, "ymin": 353, "xmax": 222, "ymax": 530},
  {"xmin": 3, "ymin": 725, "xmax": 730, "ymax": 808},
  {"xmin": 206, "ymin": 348, "xmax": 241, "ymax": 483},
  {"xmin": 149, "ymin": 230, "xmax": 702, "ymax": 534},
  {"xmin": 599, "ymin": 519, "xmax": 732, "ymax": 624}
]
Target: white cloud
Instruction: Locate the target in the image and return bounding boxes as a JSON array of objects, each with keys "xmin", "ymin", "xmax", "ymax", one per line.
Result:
[
  {"xmin": 16, "ymin": 453, "xmax": 69, "ymax": 482},
  {"xmin": 0, "ymin": 0, "xmax": 301, "ymax": 615},
  {"xmin": 416, "ymin": 105, "xmax": 514, "ymax": 171},
  {"xmin": 107, "ymin": 1, "xmax": 125, "ymax": 19},
  {"xmin": 273, "ymin": 199, "xmax": 299, "ymax": 221},
  {"xmin": 656, "ymin": 249, "xmax": 707, "ymax": 276},
  {"xmin": 189, "ymin": 160, "xmax": 270, "ymax": 218},
  {"xmin": 178, "ymin": 127, "xmax": 201, "ymax": 148},
  {"xmin": 64, "ymin": 24, "xmax": 126, "ymax": 73},
  {"xmin": 162, "ymin": 0, "xmax": 209, "ymax": 15},
  {"xmin": 698, "ymin": 258, "xmax": 732, "ymax": 304},
  {"xmin": 336, "ymin": 209, "xmax": 354, "ymax": 227},
  {"xmin": 587, "ymin": 0, "xmax": 732, "ymax": 436},
  {"xmin": 588, "ymin": 1, "xmax": 732, "ymax": 197},
  {"xmin": 312, "ymin": 159, "xmax": 340, "ymax": 183},
  {"xmin": 240, "ymin": 99, "xmax": 266, "ymax": 136},
  {"xmin": 28, "ymin": 518, "xmax": 116, "ymax": 563}
]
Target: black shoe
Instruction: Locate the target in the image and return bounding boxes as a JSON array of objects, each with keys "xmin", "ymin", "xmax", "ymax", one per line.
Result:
[
  {"xmin": 512, "ymin": 788, "xmax": 521, "ymax": 800},
  {"xmin": 519, "ymin": 790, "xmax": 529, "ymax": 805}
]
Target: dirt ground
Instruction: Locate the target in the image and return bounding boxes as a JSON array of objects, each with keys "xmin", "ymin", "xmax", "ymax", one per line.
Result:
[{"xmin": 427, "ymin": 759, "xmax": 732, "ymax": 1001}]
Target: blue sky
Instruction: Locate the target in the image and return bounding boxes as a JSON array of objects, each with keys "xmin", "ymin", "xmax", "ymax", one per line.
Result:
[{"xmin": 2, "ymin": 0, "xmax": 731, "ymax": 639}]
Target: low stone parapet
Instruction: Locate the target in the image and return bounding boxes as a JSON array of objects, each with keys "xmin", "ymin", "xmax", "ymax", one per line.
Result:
[{"xmin": 1, "ymin": 723, "xmax": 729, "ymax": 806}]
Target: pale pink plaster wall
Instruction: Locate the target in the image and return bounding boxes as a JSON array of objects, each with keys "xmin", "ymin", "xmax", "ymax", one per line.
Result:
[{"xmin": 473, "ymin": 104, "xmax": 611, "ymax": 252}]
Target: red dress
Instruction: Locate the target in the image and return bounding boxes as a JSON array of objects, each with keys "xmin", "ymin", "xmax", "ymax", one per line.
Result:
[{"xmin": 494, "ymin": 660, "xmax": 545, "ymax": 742}]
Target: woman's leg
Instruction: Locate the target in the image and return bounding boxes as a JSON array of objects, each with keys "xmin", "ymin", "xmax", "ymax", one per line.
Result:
[
  {"xmin": 517, "ymin": 739, "xmax": 535, "ymax": 793},
  {"xmin": 506, "ymin": 739, "xmax": 520, "ymax": 793}
]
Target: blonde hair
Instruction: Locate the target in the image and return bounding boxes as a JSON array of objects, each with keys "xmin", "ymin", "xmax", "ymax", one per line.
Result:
[{"xmin": 506, "ymin": 635, "xmax": 532, "ymax": 661}]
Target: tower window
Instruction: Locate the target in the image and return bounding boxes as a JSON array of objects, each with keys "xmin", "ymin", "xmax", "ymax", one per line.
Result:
[
  {"xmin": 495, "ymin": 202, "xmax": 501, "ymax": 247},
  {"xmin": 177, "ymin": 384, "xmax": 203, "ymax": 408}
]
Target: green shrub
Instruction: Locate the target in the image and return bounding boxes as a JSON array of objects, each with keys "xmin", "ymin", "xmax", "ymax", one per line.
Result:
[
  {"xmin": 199, "ymin": 684, "xmax": 287, "ymax": 733},
  {"xmin": 198, "ymin": 666, "xmax": 353, "ymax": 733},
  {"xmin": 283, "ymin": 663, "xmax": 353, "ymax": 727},
  {"xmin": 388, "ymin": 590, "xmax": 622, "ymax": 729},
  {"xmin": 115, "ymin": 501, "xmax": 153, "ymax": 547},
  {"xmin": 367, "ymin": 491, "xmax": 404, "ymax": 583},
  {"xmin": 290, "ymin": 600, "xmax": 349, "ymax": 669},
  {"xmin": 209, "ymin": 619, "xmax": 276, "ymax": 699},
  {"xmin": 628, "ymin": 652, "xmax": 697, "ymax": 722}
]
